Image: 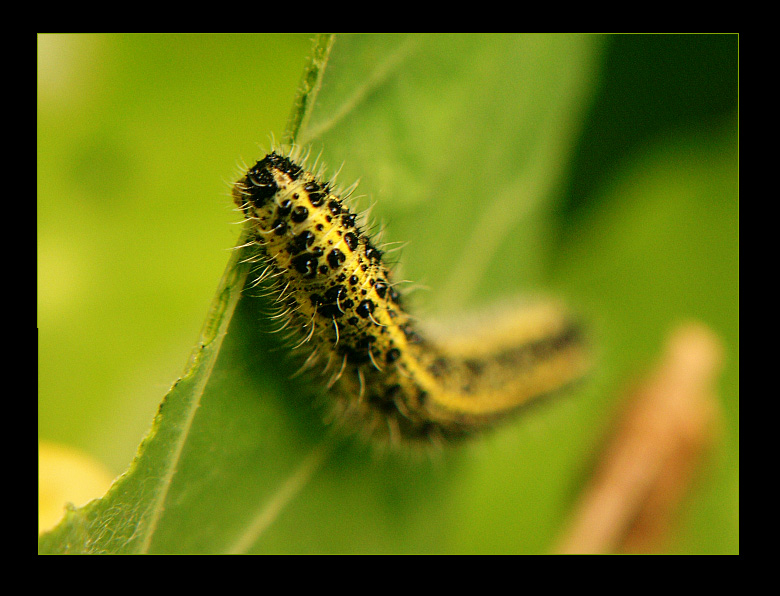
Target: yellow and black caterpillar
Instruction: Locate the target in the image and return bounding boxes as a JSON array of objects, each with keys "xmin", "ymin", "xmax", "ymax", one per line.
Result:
[{"xmin": 233, "ymin": 150, "xmax": 589, "ymax": 445}]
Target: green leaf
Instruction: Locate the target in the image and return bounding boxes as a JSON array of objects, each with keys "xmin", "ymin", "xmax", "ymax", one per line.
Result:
[{"xmin": 39, "ymin": 34, "xmax": 738, "ymax": 554}]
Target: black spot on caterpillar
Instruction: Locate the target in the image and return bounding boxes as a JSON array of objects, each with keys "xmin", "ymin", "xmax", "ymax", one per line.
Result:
[{"xmin": 233, "ymin": 149, "xmax": 589, "ymax": 446}]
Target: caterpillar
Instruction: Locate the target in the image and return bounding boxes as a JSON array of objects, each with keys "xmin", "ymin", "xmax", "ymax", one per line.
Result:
[{"xmin": 233, "ymin": 149, "xmax": 589, "ymax": 446}]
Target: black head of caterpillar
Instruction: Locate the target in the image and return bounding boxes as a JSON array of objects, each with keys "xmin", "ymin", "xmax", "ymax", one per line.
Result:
[{"xmin": 233, "ymin": 150, "xmax": 589, "ymax": 447}]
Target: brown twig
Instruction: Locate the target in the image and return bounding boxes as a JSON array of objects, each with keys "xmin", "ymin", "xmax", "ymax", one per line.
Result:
[{"xmin": 554, "ymin": 322, "xmax": 724, "ymax": 554}]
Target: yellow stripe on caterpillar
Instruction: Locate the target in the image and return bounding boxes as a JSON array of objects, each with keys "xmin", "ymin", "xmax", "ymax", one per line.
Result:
[{"xmin": 233, "ymin": 149, "xmax": 589, "ymax": 446}]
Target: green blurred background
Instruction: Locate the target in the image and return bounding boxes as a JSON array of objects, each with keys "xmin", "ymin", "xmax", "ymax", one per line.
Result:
[
  {"xmin": 38, "ymin": 33, "xmax": 738, "ymax": 540},
  {"xmin": 38, "ymin": 34, "xmax": 312, "ymax": 471}
]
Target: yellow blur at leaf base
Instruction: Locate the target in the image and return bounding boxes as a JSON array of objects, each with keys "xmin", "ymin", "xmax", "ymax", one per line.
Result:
[{"xmin": 38, "ymin": 441, "xmax": 114, "ymax": 534}]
